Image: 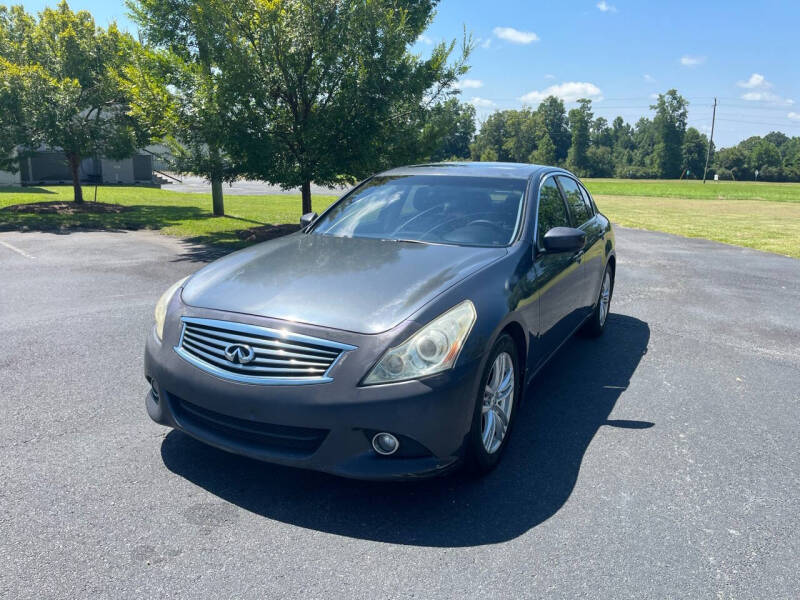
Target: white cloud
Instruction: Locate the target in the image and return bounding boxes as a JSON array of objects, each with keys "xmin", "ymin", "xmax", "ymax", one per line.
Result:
[
  {"xmin": 680, "ymin": 55, "xmax": 705, "ymax": 67},
  {"xmin": 520, "ymin": 81, "xmax": 603, "ymax": 104},
  {"xmin": 469, "ymin": 97, "xmax": 496, "ymax": 108},
  {"xmin": 649, "ymin": 93, "xmax": 659, "ymax": 99},
  {"xmin": 417, "ymin": 34, "xmax": 433, "ymax": 45},
  {"xmin": 737, "ymin": 73, "xmax": 769, "ymax": 89},
  {"xmin": 544, "ymin": 73, "xmax": 556, "ymax": 79},
  {"xmin": 493, "ymin": 27, "xmax": 539, "ymax": 44},
  {"xmin": 643, "ymin": 73, "xmax": 655, "ymax": 83},
  {"xmin": 457, "ymin": 79, "xmax": 484, "ymax": 89},
  {"xmin": 597, "ymin": 1, "xmax": 617, "ymax": 12},
  {"xmin": 480, "ymin": 37, "xmax": 492, "ymax": 49},
  {"xmin": 788, "ymin": 112, "xmax": 800, "ymax": 121},
  {"xmin": 742, "ymin": 91, "xmax": 794, "ymax": 106},
  {"xmin": 736, "ymin": 73, "xmax": 793, "ymax": 105}
]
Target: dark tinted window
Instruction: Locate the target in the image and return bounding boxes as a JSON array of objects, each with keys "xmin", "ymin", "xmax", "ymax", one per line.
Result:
[
  {"xmin": 579, "ymin": 183, "xmax": 596, "ymax": 215},
  {"xmin": 311, "ymin": 175, "xmax": 526, "ymax": 247},
  {"xmin": 537, "ymin": 178, "xmax": 570, "ymax": 247},
  {"xmin": 557, "ymin": 176, "xmax": 591, "ymax": 225}
]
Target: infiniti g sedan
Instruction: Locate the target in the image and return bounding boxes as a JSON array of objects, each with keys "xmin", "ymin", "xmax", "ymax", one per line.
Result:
[{"xmin": 145, "ymin": 162, "xmax": 615, "ymax": 479}]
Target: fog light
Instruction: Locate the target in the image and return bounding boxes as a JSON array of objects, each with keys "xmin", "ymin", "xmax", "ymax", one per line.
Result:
[
  {"xmin": 372, "ymin": 432, "xmax": 399, "ymax": 455},
  {"xmin": 150, "ymin": 380, "xmax": 160, "ymax": 404}
]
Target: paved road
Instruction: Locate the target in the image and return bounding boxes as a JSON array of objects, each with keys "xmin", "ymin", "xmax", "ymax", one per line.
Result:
[{"xmin": 1, "ymin": 228, "xmax": 799, "ymax": 599}]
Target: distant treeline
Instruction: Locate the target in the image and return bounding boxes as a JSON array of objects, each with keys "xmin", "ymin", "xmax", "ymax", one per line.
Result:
[{"xmin": 441, "ymin": 90, "xmax": 800, "ymax": 182}]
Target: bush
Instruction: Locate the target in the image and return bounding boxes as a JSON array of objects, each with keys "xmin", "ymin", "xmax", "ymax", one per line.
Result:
[{"xmin": 758, "ymin": 166, "xmax": 787, "ymax": 182}]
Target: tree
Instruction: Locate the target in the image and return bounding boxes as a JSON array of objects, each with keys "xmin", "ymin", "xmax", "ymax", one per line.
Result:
[
  {"xmin": 502, "ymin": 109, "xmax": 538, "ymax": 163},
  {"xmin": 165, "ymin": 0, "xmax": 470, "ymax": 214},
  {"xmin": 764, "ymin": 131, "xmax": 789, "ymax": 151},
  {"xmin": 591, "ymin": 117, "xmax": 613, "ymax": 148},
  {"xmin": 125, "ymin": 2, "xmax": 242, "ymax": 216},
  {"xmin": 586, "ymin": 145, "xmax": 614, "ymax": 177},
  {"xmin": 749, "ymin": 140, "xmax": 781, "ymax": 172},
  {"xmin": 529, "ymin": 130, "xmax": 556, "ymax": 165},
  {"xmin": 471, "ymin": 111, "xmax": 511, "ymax": 162},
  {"xmin": 0, "ymin": 2, "xmax": 146, "ymax": 202},
  {"xmin": 713, "ymin": 146, "xmax": 747, "ymax": 180},
  {"xmin": 425, "ymin": 99, "xmax": 475, "ymax": 161},
  {"xmin": 631, "ymin": 117, "xmax": 655, "ymax": 168},
  {"xmin": 681, "ymin": 127, "xmax": 708, "ymax": 178},
  {"xmin": 566, "ymin": 99, "xmax": 593, "ymax": 176},
  {"xmin": 535, "ymin": 96, "xmax": 570, "ymax": 162},
  {"xmin": 651, "ymin": 89, "xmax": 688, "ymax": 178}
]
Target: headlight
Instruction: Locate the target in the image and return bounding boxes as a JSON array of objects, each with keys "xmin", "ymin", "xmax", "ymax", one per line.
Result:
[
  {"xmin": 363, "ymin": 300, "xmax": 476, "ymax": 385},
  {"xmin": 154, "ymin": 276, "xmax": 188, "ymax": 341}
]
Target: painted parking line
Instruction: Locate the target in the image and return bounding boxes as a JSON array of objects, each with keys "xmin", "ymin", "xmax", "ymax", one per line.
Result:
[{"xmin": 0, "ymin": 240, "xmax": 36, "ymax": 259}]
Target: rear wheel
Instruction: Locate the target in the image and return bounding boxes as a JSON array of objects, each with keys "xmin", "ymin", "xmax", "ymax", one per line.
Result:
[
  {"xmin": 463, "ymin": 334, "xmax": 519, "ymax": 474},
  {"xmin": 582, "ymin": 263, "xmax": 614, "ymax": 337}
]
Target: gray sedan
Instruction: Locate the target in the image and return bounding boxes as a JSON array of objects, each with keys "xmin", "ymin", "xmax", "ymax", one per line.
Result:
[{"xmin": 144, "ymin": 162, "xmax": 615, "ymax": 479}]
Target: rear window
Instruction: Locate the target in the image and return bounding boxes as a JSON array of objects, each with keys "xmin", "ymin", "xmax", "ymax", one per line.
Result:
[
  {"xmin": 579, "ymin": 183, "xmax": 596, "ymax": 215},
  {"xmin": 557, "ymin": 176, "xmax": 592, "ymax": 226}
]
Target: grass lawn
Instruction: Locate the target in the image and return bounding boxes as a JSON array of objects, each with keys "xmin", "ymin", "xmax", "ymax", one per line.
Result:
[
  {"xmin": 0, "ymin": 185, "xmax": 338, "ymax": 249},
  {"xmin": 584, "ymin": 179, "xmax": 800, "ymax": 258},
  {"xmin": 584, "ymin": 178, "xmax": 800, "ymax": 203},
  {"xmin": 2, "ymin": 179, "xmax": 799, "ymax": 258}
]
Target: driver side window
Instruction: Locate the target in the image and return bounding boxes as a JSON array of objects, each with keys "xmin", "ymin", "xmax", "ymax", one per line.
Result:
[{"xmin": 536, "ymin": 178, "xmax": 570, "ymax": 247}]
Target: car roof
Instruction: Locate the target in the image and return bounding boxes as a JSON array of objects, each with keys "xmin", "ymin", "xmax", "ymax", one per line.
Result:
[{"xmin": 377, "ymin": 161, "xmax": 555, "ymax": 180}]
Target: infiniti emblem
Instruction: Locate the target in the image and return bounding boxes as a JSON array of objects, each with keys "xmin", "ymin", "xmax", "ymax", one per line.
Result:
[{"xmin": 224, "ymin": 343, "xmax": 256, "ymax": 364}]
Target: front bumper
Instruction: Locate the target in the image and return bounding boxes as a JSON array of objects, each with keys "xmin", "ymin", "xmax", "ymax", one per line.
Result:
[{"xmin": 144, "ymin": 301, "xmax": 484, "ymax": 480}]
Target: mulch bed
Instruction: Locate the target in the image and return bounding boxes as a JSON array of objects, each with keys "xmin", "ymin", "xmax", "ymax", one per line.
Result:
[
  {"xmin": 237, "ymin": 223, "xmax": 300, "ymax": 243},
  {"xmin": 1, "ymin": 201, "xmax": 132, "ymax": 215}
]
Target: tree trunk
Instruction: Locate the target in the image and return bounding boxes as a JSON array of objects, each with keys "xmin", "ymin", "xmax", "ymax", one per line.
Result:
[
  {"xmin": 211, "ymin": 177, "xmax": 224, "ymax": 216},
  {"xmin": 301, "ymin": 180, "xmax": 312, "ymax": 215},
  {"xmin": 67, "ymin": 153, "xmax": 83, "ymax": 203}
]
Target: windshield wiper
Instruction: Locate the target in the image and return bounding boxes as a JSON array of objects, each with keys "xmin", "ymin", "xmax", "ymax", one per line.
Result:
[{"xmin": 386, "ymin": 238, "xmax": 432, "ymax": 245}]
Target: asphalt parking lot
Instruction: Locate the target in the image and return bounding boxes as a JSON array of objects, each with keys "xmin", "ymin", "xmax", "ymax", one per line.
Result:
[{"xmin": 1, "ymin": 227, "xmax": 799, "ymax": 599}]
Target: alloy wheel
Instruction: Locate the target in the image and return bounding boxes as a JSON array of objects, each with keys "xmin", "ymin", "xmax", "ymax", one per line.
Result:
[
  {"xmin": 481, "ymin": 351, "xmax": 515, "ymax": 454},
  {"xmin": 599, "ymin": 270, "xmax": 611, "ymax": 326}
]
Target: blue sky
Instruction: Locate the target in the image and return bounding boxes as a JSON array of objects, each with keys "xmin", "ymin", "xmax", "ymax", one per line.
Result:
[{"xmin": 20, "ymin": 0, "xmax": 800, "ymax": 146}]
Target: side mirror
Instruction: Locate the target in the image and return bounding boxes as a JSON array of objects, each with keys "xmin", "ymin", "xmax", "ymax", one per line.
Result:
[
  {"xmin": 542, "ymin": 226, "xmax": 586, "ymax": 253},
  {"xmin": 300, "ymin": 212, "xmax": 318, "ymax": 230}
]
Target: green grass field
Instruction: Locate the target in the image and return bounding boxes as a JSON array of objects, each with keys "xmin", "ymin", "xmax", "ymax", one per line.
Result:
[
  {"xmin": 1, "ymin": 179, "xmax": 799, "ymax": 257},
  {"xmin": 583, "ymin": 179, "xmax": 800, "ymax": 258},
  {"xmin": 584, "ymin": 178, "xmax": 800, "ymax": 203},
  {"xmin": 0, "ymin": 186, "xmax": 337, "ymax": 248}
]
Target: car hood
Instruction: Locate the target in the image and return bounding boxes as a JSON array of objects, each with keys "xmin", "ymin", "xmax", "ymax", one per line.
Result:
[{"xmin": 181, "ymin": 233, "xmax": 506, "ymax": 334}]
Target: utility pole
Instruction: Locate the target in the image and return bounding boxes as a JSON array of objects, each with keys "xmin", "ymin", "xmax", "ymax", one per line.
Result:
[{"xmin": 702, "ymin": 97, "xmax": 717, "ymax": 184}]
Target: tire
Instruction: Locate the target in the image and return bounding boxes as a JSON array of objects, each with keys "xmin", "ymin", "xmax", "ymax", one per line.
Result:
[
  {"xmin": 463, "ymin": 334, "xmax": 520, "ymax": 475},
  {"xmin": 582, "ymin": 263, "xmax": 614, "ymax": 338}
]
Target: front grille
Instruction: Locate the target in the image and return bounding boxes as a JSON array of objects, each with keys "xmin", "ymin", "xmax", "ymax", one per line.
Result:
[
  {"xmin": 174, "ymin": 317, "xmax": 356, "ymax": 385},
  {"xmin": 172, "ymin": 395, "xmax": 328, "ymax": 455}
]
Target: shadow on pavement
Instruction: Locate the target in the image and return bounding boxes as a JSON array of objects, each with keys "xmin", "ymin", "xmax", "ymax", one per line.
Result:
[
  {"xmin": 174, "ymin": 224, "xmax": 300, "ymax": 263},
  {"xmin": 161, "ymin": 314, "xmax": 651, "ymax": 547}
]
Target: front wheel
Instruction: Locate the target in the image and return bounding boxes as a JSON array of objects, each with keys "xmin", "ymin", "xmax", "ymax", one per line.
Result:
[
  {"xmin": 463, "ymin": 334, "xmax": 519, "ymax": 475},
  {"xmin": 582, "ymin": 263, "xmax": 614, "ymax": 337}
]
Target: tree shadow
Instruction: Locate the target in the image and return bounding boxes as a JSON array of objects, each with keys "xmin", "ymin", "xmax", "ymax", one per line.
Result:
[
  {"xmin": 161, "ymin": 313, "xmax": 651, "ymax": 547},
  {"xmin": 0, "ymin": 186, "xmax": 56, "ymax": 194},
  {"xmin": 0, "ymin": 204, "xmax": 210, "ymax": 234},
  {"xmin": 173, "ymin": 223, "xmax": 300, "ymax": 263}
]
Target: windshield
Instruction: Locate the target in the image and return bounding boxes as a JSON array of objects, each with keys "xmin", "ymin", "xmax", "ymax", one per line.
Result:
[{"xmin": 311, "ymin": 175, "xmax": 527, "ymax": 247}]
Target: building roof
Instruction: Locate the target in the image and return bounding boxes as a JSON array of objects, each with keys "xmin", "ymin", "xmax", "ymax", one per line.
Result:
[{"xmin": 378, "ymin": 161, "xmax": 553, "ymax": 180}]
